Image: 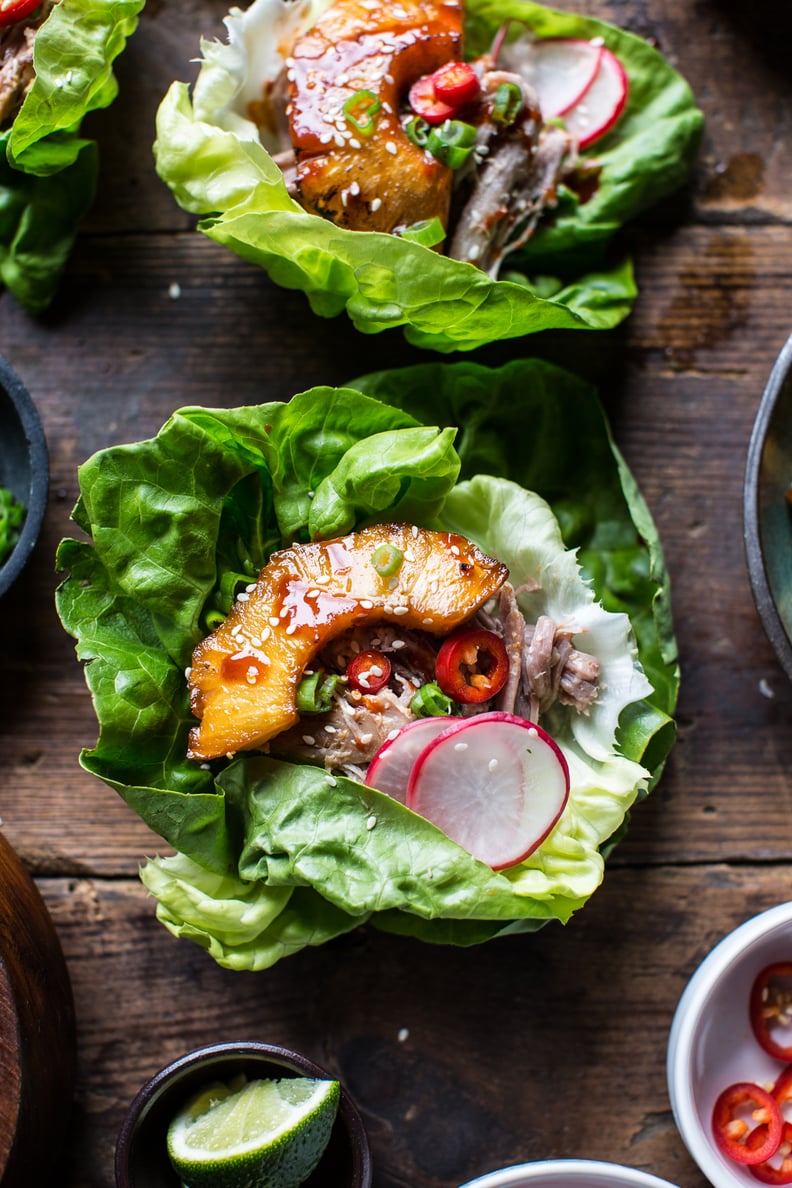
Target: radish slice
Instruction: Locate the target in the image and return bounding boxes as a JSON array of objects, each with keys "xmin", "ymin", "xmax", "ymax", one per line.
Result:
[
  {"xmin": 406, "ymin": 712, "xmax": 570, "ymax": 870},
  {"xmin": 365, "ymin": 717, "xmax": 463, "ymax": 803},
  {"xmin": 562, "ymin": 45, "xmax": 629, "ymax": 149},
  {"xmin": 501, "ymin": 37, "xmax": 604, "ymax": 118}
]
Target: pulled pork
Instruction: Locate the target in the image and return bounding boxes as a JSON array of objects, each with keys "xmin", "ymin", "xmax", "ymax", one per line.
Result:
[
  {"xmin": 0, "ymin": 14, "xmax": 44, "ymax": 128},
  {"xmin": 270, "ymin": 583, "xmax": 600, "ymax": 776}
]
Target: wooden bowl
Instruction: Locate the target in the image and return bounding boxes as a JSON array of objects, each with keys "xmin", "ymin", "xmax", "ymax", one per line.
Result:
[{"xmin": 0, "ymin": 832, "xmax": 76, "ymax": 1186}]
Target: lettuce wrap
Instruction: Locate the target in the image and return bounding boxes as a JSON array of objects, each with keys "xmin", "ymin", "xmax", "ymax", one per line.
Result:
[
  {"xmin": 154, "ymin": 0, "xmax": 702, "ymax": 352},
  {"xmin": 1, "ymin": 0, "xmax": 144, "ymax": 311},
  {"xmin": 56, "ymin": 359, "xmax": 679, "ymax": 970}
]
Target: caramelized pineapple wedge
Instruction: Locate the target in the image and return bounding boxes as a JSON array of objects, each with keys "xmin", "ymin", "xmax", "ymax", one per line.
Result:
[
  {"xmin": 287, "ymin": 0, "xmax": 463, "ymax": 233},
  {"xmin": 187, "ymin": 523, "xmax": 508, "ymax": 761}
]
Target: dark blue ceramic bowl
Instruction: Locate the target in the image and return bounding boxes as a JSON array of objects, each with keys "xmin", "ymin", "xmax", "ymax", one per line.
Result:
[{"xmin": 0, "ymin": 356, "xmax": 48, "ymax": 599}]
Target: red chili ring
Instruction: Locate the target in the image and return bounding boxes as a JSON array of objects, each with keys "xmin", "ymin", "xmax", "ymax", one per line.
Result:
[{"xmin": 712, "ymin": 1082, "xmax": 783, "ymax": 1166}]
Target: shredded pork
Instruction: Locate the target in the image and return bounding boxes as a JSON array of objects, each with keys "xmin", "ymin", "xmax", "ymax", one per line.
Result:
[
  {"xmin": 269, "ymin": 583, "xmax": 601, "ymax": 776},
  {"xmin": 0, "ymin": 19, "xmax": 38, "ymax": 127}
]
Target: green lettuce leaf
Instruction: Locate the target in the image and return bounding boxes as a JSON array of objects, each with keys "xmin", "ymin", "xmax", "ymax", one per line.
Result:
[
  {"xmin": 57, "ymin": 359, "xmax": 679, "ymax": 969},
  {"xmin": 1, "ymin": 0, "xmax": 144, "ymax": 308},
  {"xmin": 154, "ymin": 0, "xmax": 702, "ymax": 351},
  {"xmin": 0, "ymin": 130, "xmax": 97, "ymax": 312}
]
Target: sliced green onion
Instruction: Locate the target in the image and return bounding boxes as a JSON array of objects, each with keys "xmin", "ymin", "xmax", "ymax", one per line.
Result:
[
  {"xmin": 371, "ymin": 543, "xmax": 404, "ymax": 577},
  {"xmin": 296, "ymin": 670, "xmax": 341, "ymax": 715},
  {"xmin": 342, "ymin": 89, "xmax": 381, "ymax": 136},
  {"xmin": 410, "ymin": 682, "xmax": 455, "ymax": 718},
  {"xmin": 0, "ymin": 487, "xmax": 25, "ymax": 567},
  {"xmin": 426, "ymin": 119, "xmax": 477, "ymax": 169},
  {"xmin": 405, "ymin": 115, "xmax": 431, "ymax": 148},
  {"xmin": 491, "ymin": 81, "xmax": 523, "ymax": 126},
  {"xmin": 398, "ymin": 217, "xmax": 446, "ymax": 247}
]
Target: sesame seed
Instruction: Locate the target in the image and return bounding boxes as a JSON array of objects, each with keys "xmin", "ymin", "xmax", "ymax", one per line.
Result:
[
  {"xmin": 325, "ymin": 724, "xmax": 337, "ymax": 734},
  {"xmin": 360, "ymin": 732, "xmax": 373, "ymax": 744},
  {"xmin": 488, "ymin": 758, "xmax": 499, "ymax": 772},
  {"xmin": 269, "ymin": 617, "xmax": 280, "ymax": 627},
  {"xmin": 231, "ymin": 624, "xmax": 242, "ymax": 636},
  {"xmin": 454, "ymin": 742, "xmax": 468, "ymax": 752},
  {"xmin": 237, "ymin": 591, "xmax": 249, "ymax": 602},
  {"xmin": 370, "ymin": 198, "xmax": 382, "ymax": 212},
  {"xmin": 393, "ymin": 606, "xmax": 409, "ymax": 616},
  {"xmin": 397, "ymin": 1027, "xmax": 409, "ymax": 1042},
  {"xmin": 422, "ymin": 617, "xmax": 433, "ymax": 626},
  {"xmin": 185, "ymin": 666, "xmax": 192, "ymax": 679},
  {"xmin": 386, "ymin": 728, "xmax": 401, "ymax": 741},
  {"xmin": 302, "ymin": 735, "xmax": 316, "ymax": 745},
  {"xmin": 450, "ymin": 545, "xmax": 460, "ymax": 556},
  {"xmin": 391, "ymin": 640, "xmax": 405, "ymax": 649},
  {"xmin": 360, "ymin": 599, "xmax": 374, "ymax": 609},
  {"xmin": 350, "ymin": 181, "xmax": 360, "ymax": 196},
  {"xmin": 411, "ymin": 525, "xmax": 419, "ymax": 537},
  {"xmin": 350, "ymin": 137, "xmax": 361, "ymax": 149},
  {"xmin": 386, "ymin": 141, "xmax": 397, "ymax": 155},
  {"xmin": 366, "ymin": 815, "xmax": 377, "ymax": 830},
  {"xmin": 326, "ymin": 775, "xmax": 337, "ymax": 786},
  {"xmin": 285, "ymin": 623, "xmax": 297, "ymax": 635}
]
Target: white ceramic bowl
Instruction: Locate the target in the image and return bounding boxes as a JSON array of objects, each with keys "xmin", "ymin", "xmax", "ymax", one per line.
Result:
[
  {"xmin": 458, "ymin": 1160, "xmax": 680, "ymax": 1188},
  {"xmin": 668, "ymin": 901, "xmax": 792, "ymax": 1188}
]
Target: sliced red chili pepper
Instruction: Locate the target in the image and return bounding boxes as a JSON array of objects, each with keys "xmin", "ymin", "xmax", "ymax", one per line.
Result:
[
  {"xmin": 435, "ymin": 628, "xmax": 509, "ymax": 705},
  {"xmin": 346, "ymin": 650, "xmax": 391, "ymax": 694},
  {"xmin": 431, "ymin": 61, "xmax": 481, "ymax": 108},
  {"xmin": 751, "ymin": 964, "xmax": 792, "ymax": 1061},
  {"xmin": 0, "ymin": 0, "xmax": 40, "ymax": 28},
  {"xmin": 749, "ymin": 1122, "xmax": 792, "ymax": 1183},
  {"xmin": 774, "ymin": 1065, "xmax": 792, "ymax": 1108},
  {"xmin": 408, "ymin": 75, "xmax": 456, "ymax": 125},
  {"xmin": 712, "ymin": 1082, "xmax": 783, "ymax": 1166}
]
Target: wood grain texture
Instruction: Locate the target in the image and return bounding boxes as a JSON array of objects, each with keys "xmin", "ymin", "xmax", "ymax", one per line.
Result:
[{"xmin": 0, "ymin": 0, "xmax": 791, "ymax": 1183}]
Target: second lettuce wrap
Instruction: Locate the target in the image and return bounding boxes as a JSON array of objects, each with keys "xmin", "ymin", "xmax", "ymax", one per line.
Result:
[{"xmin": 154, "ymin": 0, "xmax": 703, "ymax": 351}]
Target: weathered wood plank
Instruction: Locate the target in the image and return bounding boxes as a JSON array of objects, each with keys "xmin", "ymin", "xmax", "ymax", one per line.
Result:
[{"xmin": 38, "ymin": 862, "xmax": 787, "ymax": 1188}]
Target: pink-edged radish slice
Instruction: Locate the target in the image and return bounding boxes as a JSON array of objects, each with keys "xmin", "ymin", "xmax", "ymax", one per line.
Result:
[
  {"xmin": 406, "ymin": 712, "xmax": 570, "ymax": 871},
  {"xmin": 365, "ymin": 716, "xmax": 464, "ymax": 803},
  {"xmin": 562, "ymin": 45, "xmax": 628, "ymax": 149},
  {"xmin": 502, "ymin": 37, "xmax": 604, "ymax": 119}
]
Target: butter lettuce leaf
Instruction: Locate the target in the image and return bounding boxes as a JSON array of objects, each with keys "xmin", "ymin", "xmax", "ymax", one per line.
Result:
[
  {"xmin": 57, "ymin": 359, "xmax": 679, "ymax": 970},
  {"xmin": 1, "ymin": 0, "xmax": 144, "ymax": 309},
  {"xmin": 154, "ymin": 0, "xmax": 702, "ymax": 351}
]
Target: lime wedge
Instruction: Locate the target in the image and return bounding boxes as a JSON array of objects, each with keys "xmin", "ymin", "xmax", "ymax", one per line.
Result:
[{"xmin": 166, "ymin": 1074, "xmax": 340, "ymax": 1188}]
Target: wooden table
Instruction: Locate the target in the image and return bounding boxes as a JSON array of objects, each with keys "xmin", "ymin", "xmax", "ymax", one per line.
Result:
[{"xmin": 2, "ymin": 0, "xmax": 791, "ymax": 1184}]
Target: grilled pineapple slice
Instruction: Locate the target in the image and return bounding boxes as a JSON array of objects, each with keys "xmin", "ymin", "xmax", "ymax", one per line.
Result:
[
  {"xmin": 187, "ymin": 523, "xmax": 508, "ymax": 761},
  {"xmin": 287, "ymin": 0, "xmax": 463, "ymax": 233}
]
